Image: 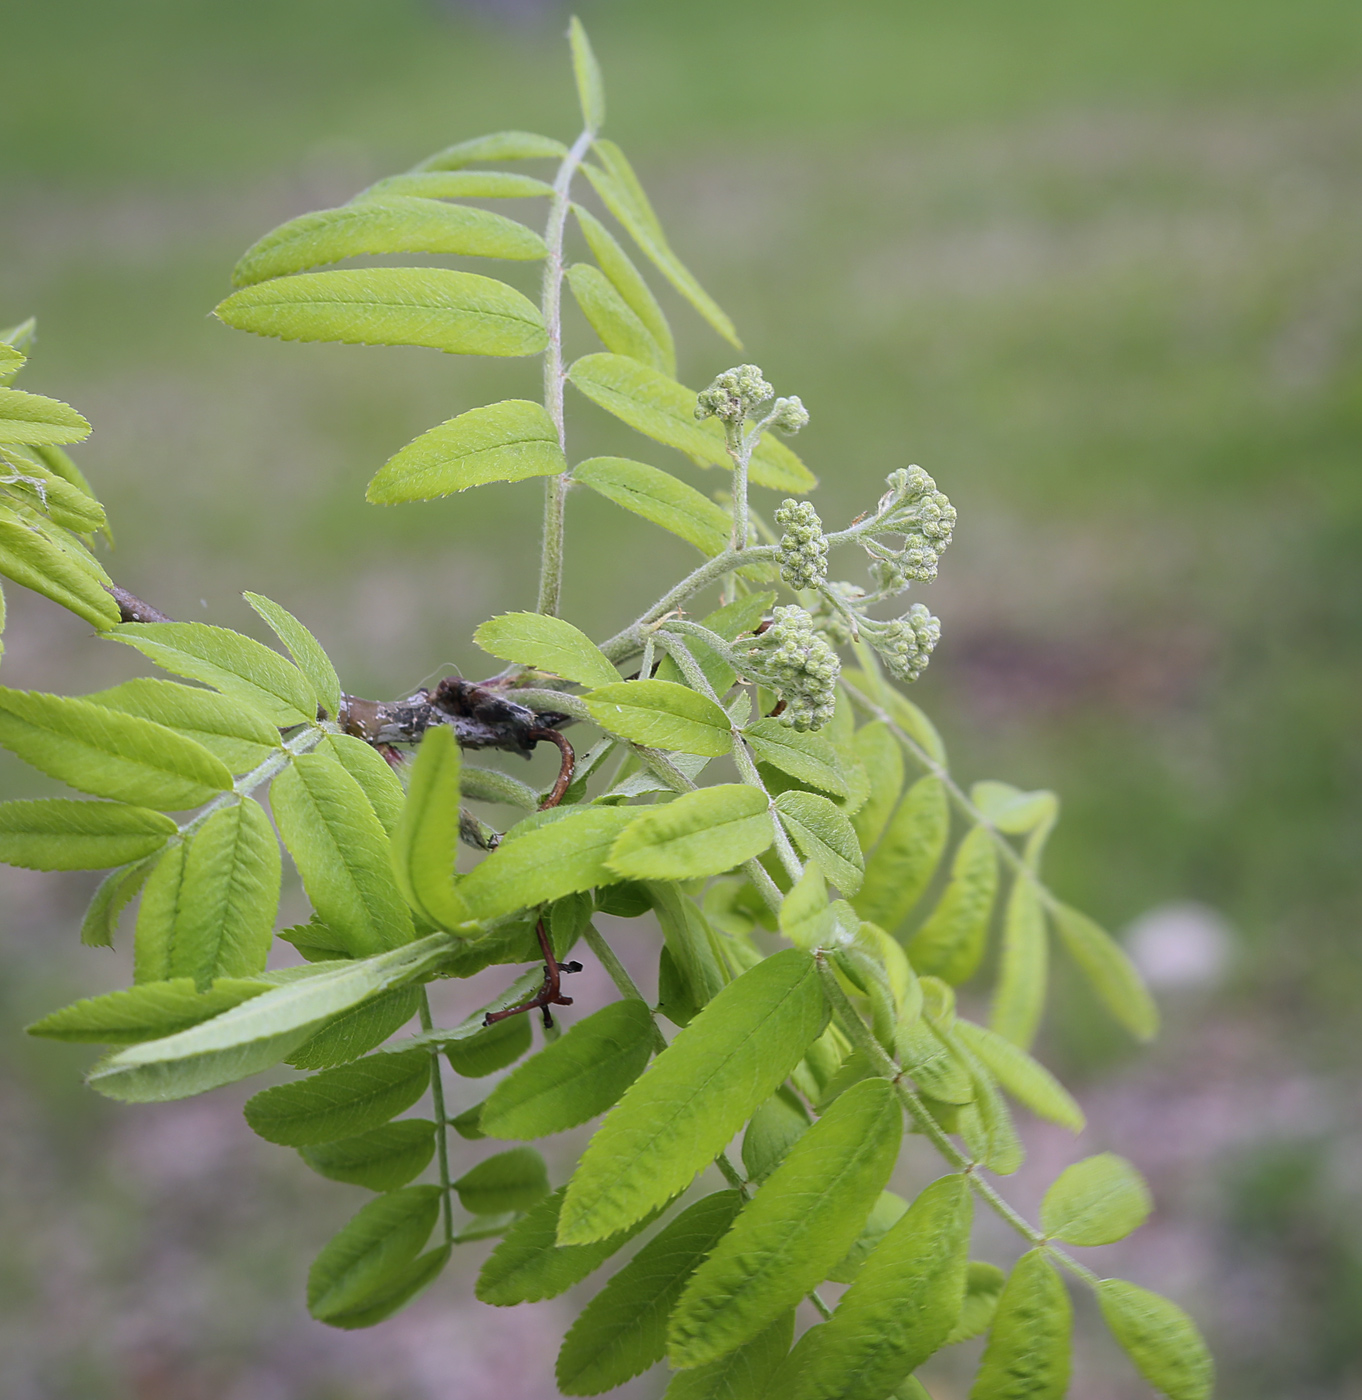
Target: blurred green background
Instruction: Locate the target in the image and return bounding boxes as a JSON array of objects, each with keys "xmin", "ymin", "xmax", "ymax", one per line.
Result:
[{"xmin": 2, "ymin": 0, "xmax": 1360, "ymax": 1395}]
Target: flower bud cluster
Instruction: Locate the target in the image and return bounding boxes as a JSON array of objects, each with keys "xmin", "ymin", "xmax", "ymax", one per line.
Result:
[
  {"xmin": 695, "ymin": 364, "xmax": 774, "ymax": 424},
  {"xmin": 867, "ymin": 465, "xmax": 957, "ymax": 586},
  {"xmin": 767, "ymin": 396, "xmax": 809, "ymax": 434},
  {"xmin": 738, "ymin": 605, "xmax": 840, "ymax": 731},
  {"xmin": 774, "ymin": 498, "xmax": 828, "ymax": 590},
  {"xmin": 862, "ymin": 603, "xmax": 941, "ymax": 683}
]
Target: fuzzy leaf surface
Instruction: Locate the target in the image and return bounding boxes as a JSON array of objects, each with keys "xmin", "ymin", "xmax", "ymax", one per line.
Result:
[
  {"xmin": 572, "ymin": 455, "xmax": 728, "ymax": 555},
  {"xmin": 0, "ymin": 798, "xmax": 175, "ymax": 870},
  {"xmin": 952, "ymin": 1020, "xmax": 1083, "ymax": 1132},
  {"xmin": 774, "ymin": 790, "xmax": 865, "ymax": 895},
  {"xmin": 475, "ymin": 611, "xmax": 619, "ymax": 688},
  {"xmin": 27, "ymin": 977, "xmax": 268, "ymax": 1044},
  {"xmin": 1041, "ymin": 1153, "xmax": 1151, "ymax": 1245},
  {"xmin": 907, "ymin": 824, "xmax": 998, "ymax": 985},
  {"xmin": 1096, "ymin": 1279, "xmax": 1213, "ymax": 1400},
  {"xmin": 1051, "ymin": 903, "xmax": 1159, "ymax": 1040},
  {"xmin": 389, "ymin": 724, "xmax": 468, "ymax": 929},
  {"xmin": 573, "ymin": 205, "xmax": 675, "ymax": 374},
  {"xmin": 852, "ymin": 775, "xmax": 948, "ymax": 933},
  {"xmin": 286, "ymin": 984, "xmax": 421, "ymax": 1070},
  {"xmin": 0, "ymin": 386, "xmax": 89, "ymax": 445},
  {"xmin": 567, "ymin": 264, "xmax": 666, "ymax": 369},
  {"xmin": 585, "ymin": 678, "xmax": 732, "ymax": 757},
  {"xmin": 850, "ymin": 721, "xmax": 904, "ymax": 851},
  {"xmin": 608, "ymin": 784, "xmax": 773, "ymax": 881},
  {"xmin": 0, "ymin": 506, "xmax": 119, "ymax": 628},
  {"xmin": 947, "ymin": 1262, "xmax": 1008, "ymax": 1345},
  {"xmin": 744, "ymin": 720, "xmax": 851, "ymax": 799},
  {"xmin": 970, "ymin": 1249, "xmax": 1072, "ymax": 1400},
  {"xmin": 990, "ymin": 878, "xmax": 1048, "ymax": 1050},
  {"xmin": 243, "ymin": 592, "xmax": 342, "ymax": 720},
  {"xmin": 411, "ymin": 129, "xmax": 567, "ymax": 170}
]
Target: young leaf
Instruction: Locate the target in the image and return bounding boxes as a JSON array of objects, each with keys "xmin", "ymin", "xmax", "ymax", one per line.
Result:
[
  {"xmin": 842, "ymin": 670, "xmax": 948, "ymax": 766},
  {"xmin": 324, "ymin": 733, "xmax": 405, "ymax": 835},
  {"xmin": 558, "ymin": 948, "xmax": 827, "ymax": 1245},
  {"xmin": 569, "ymin": 16, "xmax": 606, "ymax": 131},
  {"xmin": 243, "ymin": 592, "xmax": 342, "ymax": 720},
  {"xmin": 851, "ymin": 720, "xmax": 904, "ymax": 852},
  {"xmin": 1096, "ymin": 1279, "xmax": 1213, "ymax": 1400},
  {"xmin": 607, "ymin": 784, "xmax": 773, "ymax": 882},
  {"xmin": 971, "ymin": 780, "xmax": 1058, "ymax": 836},
  {"xmin": 585, "ymin": 679, "xmax": 732, "ymax": 757},
  {"xmin": 990, "ymin": 877, "xmax": 1048, "ymax": 1050},
  {"xmin": 474, "ymin": 611, "xmax": 618, "ymax": 688},
  {"xmin": 774, "ymin": 790, "xmax": 865, "ymax": 895},
  {"xmin": 573, "ymin": 205, "xmax": 676, "ymax": 374},
  {"xmin": 952, "ymin": 1020, "xmax": 1084, "ymax": 1133},
  {"xmin": 0, "ymin": 505, "xmax": 120, "ymax": 629},
  {"xmin": 852, "ymin": 775, "xmax": 948, "ymax": 933},
  {"xmin": 572, "ymin": 456, "xmax": 729, "ymax": 555},
  {"xmin": 481, "ymin": 998, "xmax": 654, "ymax": 1139},
  {"xmin": 81, "ymin": 855, "xmax": 157, "ymax": 948},
  {"xmin": 444, "ymin": 1012, "xmax": 532, "ymax": 1078},
  {"xmin": 0, "ymin": 343, "xmax": 24, "ymax": 377},
  {"xmin": 2, "ymin": 447, "xmax": 106, "ymax": 531},
  {"xmin": 668, "ymin": 1077, "xmax": 903, "ymax": 1368},
  {"xmin": 1050, "ymin": 903, "xmax": 1159, "ymax": 1041},
  {"xmin": 568, "ymin": 355, "xmax": 815, "ymax": 493},
  {"xmin": 134, "ymin": 798, "xmax": 280, "ymax": 987},
  {"xmin": 970, "ymin": 1250, "xmax": 1072, "ymax": 1400},
  {"xmin": 27, "ymin": 977, "xmax": 267, "ymax": 1044},
  {"xmin": 108, "ymin": 620, "xmax": 317, "ymax": 728},
  {"xmin": 947, "ymin": 1262, "xmax": 1008, "ymax": 1345},
  {"xmin": 771, "ymin": 1174, "xmax": 973, "ymax": 1400},
  {"xmin": 215, "ymin": 267, "xmax": 548, "ymax": 358},
  {"xmin": 245, "ymin": 1045, "xmax": 432, "ymax": 1146},
  {"xmin": 907, "ymin": 825, "xmax": 999, "ymax": 985},
  {"xmin": 648, "ymin": 880, "xmax": 729, "ymax": 1012},
  {"xmin": 665, "ymin": 1312, "xmax": 794, "ymax": 1400},
  {"xmin": 744, "ymin": 719, "xmax": 851, "ymax": 799},
  {"xmin": 231, "ymin": 198, "xmax": 546, "ymax": 286},
  {"xmin": 477, "ymin": 1185, "xmax": 669, "ymax": 1307},
  {"xmin": 740, "ymin": 1088, "xmax": 810, "ymax": 1182},
  {"xmin": 0, "ymin": 687, "xmax": 232, "ymax": 810},
  {"xmin": 411, "ymin": 130, "xmax": 568, "ymax": 171},
  {"xmin": 778, "ymin": 864, "xmax": 835, "ymax": 952},
  {"xmin": 0, "ymin": 798, "xmax": 175, "ymax": 870},
  {"xmin": 87, "ymin": 931, "xmax": 457, "ymax": 1102},
  {"xmin": 897, "ymin": 1016, "xmax": 973, "ymax": 1106},
  {"xmin": 1040, "ymin": 1153, "xmax": 1152, "ymax": 1246},
  {"xmin": 459, "ymin": 805, "xmax": 637, "ymax": 922},
  {"xmin": 825, "ymin": 1189, "xmax": 909, "ymax": 1285},
  {"xmin": 460, "ymin": 764, "xmax": 539, "ymax": 810},
  {"xmin": 956, "ymin": 1050, "xmax": 1024, "ymax": 1175},
  {"xmin": 307, "ymin": 1185, "xmax": 441, "ymax": 1324},
  {"xmin": 453, "ymin": 1145, "xmax": 550, "ymax": 1215},
  {"xmin": 366, "ymin": 399, "xmax": 566, "ymax": 503},
  {"xmin": 358, "ymin": 170, "xmax": 554, "ymax": 201},
  {"xmin": 272, "ymin": 748, "xmax": 416, "ymax": 956},
  {"xmin": 389, "ymin": 724, "xmax": 469, "ymax": 930},
  {"xmin": 298, "ymin": 1118, "xmax": 436, "ymax": 1191},
  {"xmin": 556, "ymin": 1191, "xmax": 744, "ymax": 1397},
  {"xmin": 0, "ymin": 386, "xmax": 89, "ymax": 445},
  {"xmin": 567, "ymin": 264, "xmax": 666, "ymax": 369},
  {"xmin": 286, "ymin": 984, "xmax": 421, "ymax": 1070},
  {"xmin": 87, "ymin": 677, "xmax": 281, "ymax": 774}
]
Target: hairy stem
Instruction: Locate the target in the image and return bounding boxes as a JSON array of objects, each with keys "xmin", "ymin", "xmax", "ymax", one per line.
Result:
[{"xmin": 419, "ymin": 989, "xmax": 455, "ymax": 1247}]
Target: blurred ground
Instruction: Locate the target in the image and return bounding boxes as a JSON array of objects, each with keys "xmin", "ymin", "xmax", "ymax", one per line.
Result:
[{"xmin": 2, "ymin": 0, "xmax": 1361, "ymax": 1395}]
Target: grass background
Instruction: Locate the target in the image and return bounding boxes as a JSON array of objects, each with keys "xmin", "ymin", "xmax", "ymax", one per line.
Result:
[{"xmin": 2, "ymin": 1, "xmax": 1360, "ymax": 1395}]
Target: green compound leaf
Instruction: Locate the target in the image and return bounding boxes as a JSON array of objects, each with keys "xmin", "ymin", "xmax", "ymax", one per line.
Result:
[
  {"xmin": 850, "ymin": 720, "xmax": 904, "ymax": 852},
  {"xmin": 1050, "ymin": 902, "xmax": 1159, "ymax": 1041},
  {"xmin": 0, "ymin": 386, "xmax": 90, "ymax": 445},
  {"xmin": 307, "ymin": 1185, "xmax": 441, "ymax": 1325},
  {"xmin": 774, "ymin": 790, "xmax": 865, "ymax": 895},
  {"xmin": 569, "ymin": 16, "xmax": 606, "ymax": 131},
  {"xmin": 572, "ymin": 456, "xmax": 729, "ymax": 556},
  {"xmin": 325, "ymin": 733, "xmax": 405, "ymax": 836},
  {"xmin": 556, "ymin": 1190, "xmax": 744, "ymax": 1397},
  {"xmin": 109, "ymin": 620, "xmax": 318, "ymax": 728},
  {"xmin": 245, "ymin": 1045, "xmax": 432, "ymax": 1146},
  {"xmin": 668, "ymin": 1077, "xmax": 903, "ymax": 1369},
  {"xmin": 87, "ymin": 932, "xmax": 457, "ymax": 1102},
  {"xmin": 574, "ymin": 205, "xmax": 676, "ymax": 375},
  {"xmin": 0, "ymin": 505, "xmax": 119, "ymax": 629},
  {"xmin": 947, "ymin": 1261, "xmax": 1008, "ymax": 1345},
  {"xmin": 475, "ymin": 611, "xmax": 619, "ymax": 688},
  {"xmin": 133, "ymin": 798, "xmax": 281, "ymax": 988},
  {"xmin": 956, "ymin": 1049, "xmax": 1024, "ymax": 1175},
  {"xmin": 907, "ymin": 824, "xmax": 999, "ymax": 985},
  {"xmin": 453, "ymin": 1145, "xmax": 550, "ymax": 1215},
  {"xmin": 0, "ymin": 798, "xmax": 175, "ymax": 870},
  {"xmin": 366, "ymin": 399, "xmax": 566, "ymax": 503},
  {"xmin": 242, "ymin": 592, "xmax": 342, "ymax": 721},
  {"xmin": 567, "ymin": 354, "xmax": 815, "ymax": 493},
  {"xmin": 825, "ymin": 1189, "xmax": 908, "ymax": 1285},
  {"xmin": 852, "ymin": 775, "xmax": 948, "ymax": 934},
  {"xmin": 558, "ymin": 948, "xmax": 827, "ymax": 1246},
  {"xmin": 583, "ymin": 144, "xmax": 740, "ymax": 350},
  {"xmin": 286, "ymin": 984, "xmax": 421, "ymax": 1070},
  {"xmin": 358, "ymin": 170, "xmax": 553, "ymax": 200},
  {"xmin": 665, "ymin": 1311, "xmax": 794, "ymax": 1400},
  {"xmin": 649, "ymin": 880, "xmax": 729, "ymax": 1013},
  {"xmin": 970, "ymin": 1249, "xmax": 1072, "ymax": 1400},
  {"xmin": 81, "ymin": 857, "xmax": 156, "ymax": 948},
  {"xmin": 444, "ymin": 1012, "xmax": 532, "ymax": 1078},
  {"xmin": 970, "ymin": 780, "xmax": 1058, "ymax": 837},
  {"xmin": 215, "ymin": 267, "xmax": 547, "ymax": 358},
  {"xmin": 232, "ymin": 197, "xmax": 546, "ymax": 287},
  {"xmin": 477, "ymin": 1185, "xmax": 669, "ymax": 1307},
  {"xmin": 460, "ymin": 764, "xmax": 538, "ymax": 810},
  {"xmin": 607, "ymin": 784, "xmax": 773, "ymax": 882},
  {"xmin": 952, "ymin": 1020, "xmax": 1084, "ymax": 1133},
  {"xmin": 460, "ymin": 805, "xmax": 637, "ymax": 922},
  {"xmin": 772, "ymin": 1174, "xmax": 973, "ymax": 1400},
  {"xmin": 0, "ymin": 687, "xmax": 233, "ymax": 809},
  {"xmin": 272, "ymin": 748, "xmax": 416, "ymax": 956},
  {"xmin": 390, "ymin": 724, "xmax": 469, "ymax": 930},
  {"xmin": 481, "ymin": 999, "xmax": 655, "ymax": 1139},
  {"xmin": 328, "ymin": 1244, "xmax": 451, "ymax": 1330},
  {"xmin": 990, "ymin": 878, "xmax": 1048, "ymax": 1050},
  {"xmin": 86, "ymin": 677, "xmax": 281, "ymax": 775},
  {"xmin": 741, "ymin": 1088, "xmax": 810, "ymax": 1183},
  {"xmin": 778, "ymin": 864, "xmax": 835, "ymax": 952},
  {"xmin": 0, "ymin": 343, "xmax": 24, "ymax": 377},
  {"xmin": 584, "ymin": 678, "xmax": 732, "ymax": 757},
  {"xmin": 1096, "ymin": 1279, "xmax": 1214, "ymax": 1400},
  {"xmin": 1041, "ymin": 1153, "xmax": 1152, "ymax": 1246},
  {"xmin": 299, "ymin": 1118, "xmax": 436, "ymax": 1191},
  {"xmin": 567, "ymin": 263, "xmax": 666, "ymax": 369},
  {"xmin": 2, "ymin": 446, "xmax": 105, "ymax": 531},
  {"xmin": 744, "ymin": 719, "xmax": 851, "ymax": 799},
  {"xmin": 27, "ymin": 977, "xmax": 267, "ymax": 1043},
  {"xmin": 411, "ymin": 129, "xmax": 568, "ymax": 171}
]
